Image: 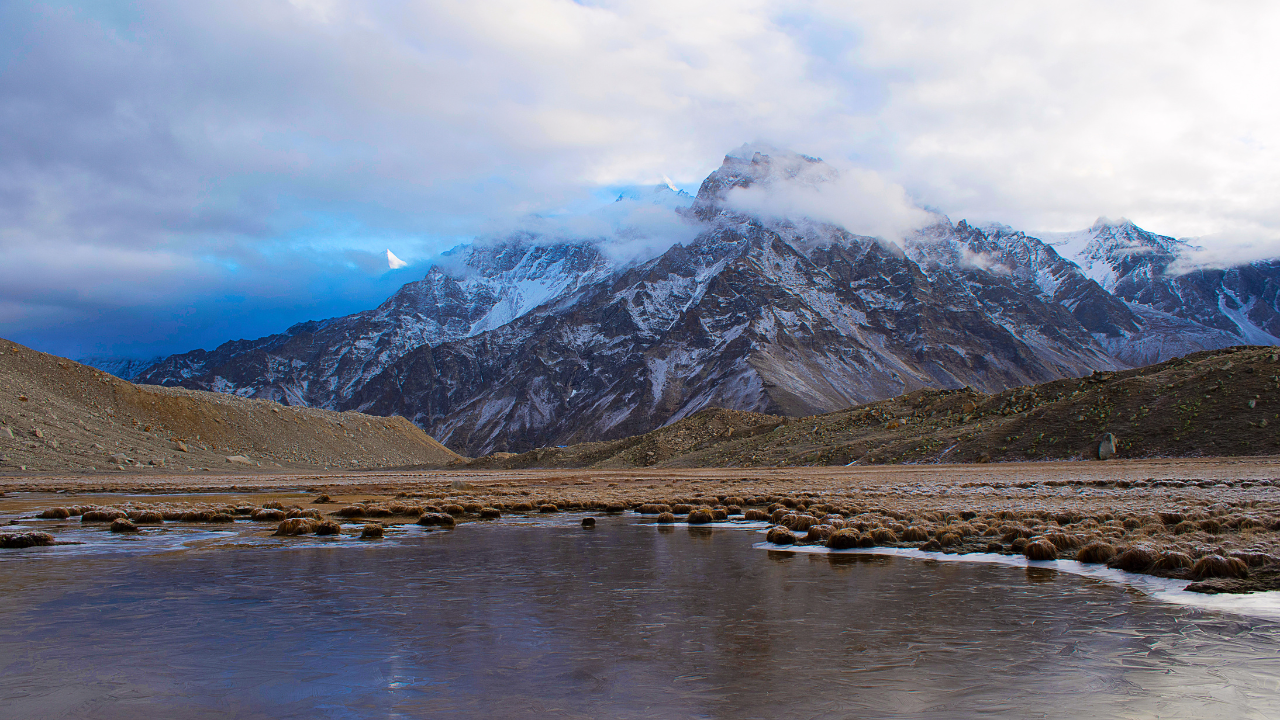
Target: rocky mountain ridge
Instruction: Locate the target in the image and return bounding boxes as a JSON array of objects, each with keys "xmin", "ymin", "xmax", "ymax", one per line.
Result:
[{"xmin": 131, "ymin": 148, "xmax": 1280, "ymax": 455}]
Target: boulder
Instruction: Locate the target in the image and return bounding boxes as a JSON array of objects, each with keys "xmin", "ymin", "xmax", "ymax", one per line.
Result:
[{"xmin": 1098, "ymin": 433, "xmax": 1116, "ymax": 460}]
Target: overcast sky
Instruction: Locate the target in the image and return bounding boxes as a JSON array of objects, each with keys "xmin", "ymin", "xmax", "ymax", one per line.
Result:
[{"xmin": 3, "ymin": 0, "xmax": 1279, "ymax": 359}]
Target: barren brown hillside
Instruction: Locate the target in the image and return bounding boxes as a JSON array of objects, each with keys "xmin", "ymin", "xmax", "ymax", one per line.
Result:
[
  {"xmin": 471, "ymin": 345, "xmax": 1280, "ymax": 469},
  {"xmin": 0, "ymin": 338, "xmax": 461, "ymax": 473}
]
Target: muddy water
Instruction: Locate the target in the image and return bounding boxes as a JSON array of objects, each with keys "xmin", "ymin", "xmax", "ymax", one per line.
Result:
[{"xmin": 2, "ymin": 517, "xmax": 1279, "ymax": 719}]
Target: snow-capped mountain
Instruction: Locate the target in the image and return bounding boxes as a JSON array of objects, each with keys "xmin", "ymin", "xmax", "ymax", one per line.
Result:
[
  {"xmin": 136, "ymin": 147, "xmax": 1280, "ymax": 455},
  {"xmin": 135, "ymin": 240, "xmax": 614, "ymax": 407}
]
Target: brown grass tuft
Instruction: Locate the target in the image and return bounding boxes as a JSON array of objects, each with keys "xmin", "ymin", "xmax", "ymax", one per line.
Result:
[
  {"xmin": 826, "ymin": 529, "xmax": 861, "ymax": 549},
  {"xmin": 273, "ymin": 518, "xmax": 318, "ymax": 536},
  {"xmin": 0, "ymin": 532, "xmax": 56, "ymax": 548},
  {"xmin": 1023, "ymin": 539, "xmax": 1058, "ymax": 561},
  {"xmin": 81, "ymin": 509, "xmax": 126, "ymax": 523},
  {"xmin": 1076, "ymin": 542, "xmax": 1116, "ymax": 564},
  {"xmin": 687, "ymin": 509, "xmax": 713, "ymax": 524},
  {"xmin": 1109, "ymin": 546, "xmax": 1157, "ymax": 572},
  {"xmin": 109, "ymin": 518, "xmax": 139, "ymax": 533},
  {"xmin": 1152, "ymin": 551, "xmax": 1194, "ymax": 571},
  {"xmin": 1191, "ymin": 554, "xmax": 1249, "ymax": 580},
  {"xmin": 869, "ymin": 528, "xmax": 898, "ymax": 545},
  {"xmin": 901, "ymin": 526, "xmax": 929, "ymax": 542},
  {"xmin": 766, "ymin": 526, "xmax": 796, "ymax": 545},
  {"xmin": 315, "ymin": 520, "xmax": 342, "ymax": 536}
]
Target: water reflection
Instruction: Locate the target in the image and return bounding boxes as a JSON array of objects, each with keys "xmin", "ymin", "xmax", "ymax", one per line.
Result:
[{"xmin": 0, "ymin": 518, "xmax": 1278, "ymax": 719}]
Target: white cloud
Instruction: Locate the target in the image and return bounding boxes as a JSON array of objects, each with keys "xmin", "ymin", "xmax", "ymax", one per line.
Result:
[
  {"xmin": 5, "ymin": 0, "xmax": 1280, "ymax": 355},
  {"xmin": 719, "ymin": 149, "xmax": 934, "ymax": 243}
]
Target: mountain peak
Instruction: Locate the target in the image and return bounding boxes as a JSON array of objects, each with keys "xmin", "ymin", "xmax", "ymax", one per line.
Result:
[{"xmin": 691, "ymin": 145, "xmax": 835, "ymax": 220}]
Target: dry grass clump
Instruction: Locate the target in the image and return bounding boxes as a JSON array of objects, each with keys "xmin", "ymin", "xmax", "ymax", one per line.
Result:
[
  {"xmin": 312, "ymin": 494, "xmax": 332, "ymax": 504},
  {"xmin": 1173, "ymin": 521, "xmax": 1199, "ymax": 535},
  {"xmin": 766, "ymin": 526, "xmax": 796, "ymax": 545},
  {"xmin": 1000, "ymin": 526, "xmax": 1033, "ymax": 541},
  {"xmin": 1191, "ymin": 555, "xmax": 1249, "ymax": 580},
  {"xmin": 711, "ymin": 509, "xmax": 729, "ymax": 521},
  {"xmin": 656, "ymin": 512, "xmax": 676, "ymax": 523},
  {"xmin": 109, "ymin": 518, "xmax": 139, "ymax": 533},
  {"xmin": 1076, "ymin": 542, "xmax": 1116, "ymax": 564},
  {"xmin": 360, "ymin": 524, "xmax": 383, "ymax": 539},
  {"xmin": 783, "ymin": 514, "xmax": 818, "ymax": 531},
  {"xmin": 38, "ymin": 507, "xmax": 71, "ymax": 519},
  {"xmin": 1199, "ymin": 519, "xmax": 1222, "ymax": 534},
  {"xmin": 920, "ymin": 539, "xmax": 943, "ymax": 552},
  {"xmin": 82, "ymin": 509, "xmax": 126, "ymax": 523},
  {"xmin": 985, "ymin": 542, "xmax": 1004, "ymax": 553},
  {"xmin": 479, "ymin": 507, "xmax": 501, "ymax": 519},
  {"xmin": 511, "ymin": 502, "xmax": 535, "ymax": 512},
  {"xmin": 416, "ymin": 513, "xmax": 455, "ymax": 527},
  {"xmin": 806, "ymin": 525, "xmax": 835, "ymax": 543},
  {"xmin": 603, "ymin": 502, "xmax": 625, "ymax": 513},
  {"xmin": 538, "ymin": 504, "xmax": 559, "ymax": 513},
  {"xmin": 1152, "ymin": 551, "xmax": 1194, "ymax": 571},
  {"xmin": 262, "ymin": 501, "xmax": 285, "ymax": 510},
  {"xmin": 335, "ymin": 505, "xmax": 366, "ymax": 518},
  {"xmin": 0, "ymin": 532, "xmax": 55, "ymax": 549},
  {"xmin": 274, "ymin": 518, "xmax": 335, "ymax": 536},
  {"xmin": 687, "ymin": 509, "xmax": 713, "ymax": 524},
  {"xmin": 744, "ymin": 509, "xmax": 768, "ymax": 521},
  {"xmin": 131, "ymin": 510, "xmax": 164, "ymax": 524},
  {"xmin": 252, "ymin": 508, "xmax": 286, "ymax": 521},
  {"xmin": 1023, "ymin": 539, "xmax": 1058, "ymax": 561},
  {"xmin": 901, "ymin": 526, "xmax": 929, "ymax": 542},
  {"xmin": 670, "ymin": 503, "xmax": 692, "ymax": 514},
  {"xmin": 638, "ymin": 503, "xmax": 671, "ymax": 514},
  {"xmin": 1109, "ymin": 546, "xmax": 1157, "ymax": 572},
  {"xmin": 286, "ymin": 509, "xmax": 322, "ymax": 520},
  {"xmin": 937, "ymin": 532, "xmax": 961, "ymax": 547},
  {"xmin": 826, "ymin": 529, "xmax": 861, "ymax": 549},
  {"xmin": 869, "ymin": 528, "xmax": 898, "ymax": 544},
  {"xmin": 581, "ymin": 517, "xmax": 596, "ymax": 528},
  {"xmin": 1044, "ymin": 533, "xmax": 1083, "ymax": 550}
]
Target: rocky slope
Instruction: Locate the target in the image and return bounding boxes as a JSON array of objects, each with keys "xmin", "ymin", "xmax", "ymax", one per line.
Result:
[
  {"xmin": 0, "ymin": 338, "xmax": 461, "ymax": 473},
  {"xmin": 133, "ymin": 147, "xmax": 1280, "ymax": 455},
  {"xmin": 468, "ymin": 345, "xmax": 1280, "ymax": 468}
]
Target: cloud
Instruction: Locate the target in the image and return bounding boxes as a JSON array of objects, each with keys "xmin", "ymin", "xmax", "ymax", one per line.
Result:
[
  {"xmin": 386, "ymin": 249, "xmax": 408, "ymax": 269},
  {"xmin": 719, "ymin": 149, "xmax": 935, "ymax": 243},
  {"xmin": 2, "ymin": 0, "xmax": 1280, "ymax": 358}
]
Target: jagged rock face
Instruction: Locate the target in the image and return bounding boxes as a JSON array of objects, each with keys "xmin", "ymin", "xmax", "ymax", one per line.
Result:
[
  {"xmin": 135, "ymin": 149, "xmax": 1280, "ymax": 454},
  {"xmin": 350, "ymin": 209, "xmax": 1121, "ymax": 456}
]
